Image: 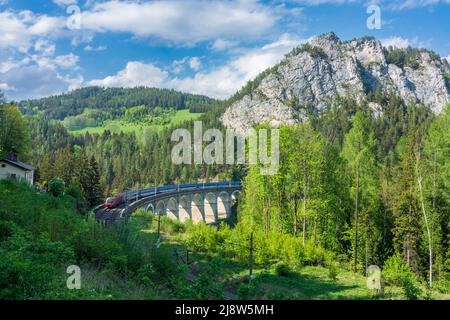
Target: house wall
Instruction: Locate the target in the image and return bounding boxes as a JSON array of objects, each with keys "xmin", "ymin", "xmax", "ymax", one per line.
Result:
[{"xmin": 0, "ymin": 161, "xmax": 34, "ymax": 185}]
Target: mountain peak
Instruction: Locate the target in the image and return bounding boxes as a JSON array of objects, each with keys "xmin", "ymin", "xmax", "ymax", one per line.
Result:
[{"xmin": 222, "ymin": 33, "xmax": 450, "ymax": 132}]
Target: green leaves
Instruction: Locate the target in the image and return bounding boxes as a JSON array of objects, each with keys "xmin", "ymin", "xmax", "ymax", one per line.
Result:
[{"xmin": 0, "ymin": 104, "xmax": 30, "ymax": 161}]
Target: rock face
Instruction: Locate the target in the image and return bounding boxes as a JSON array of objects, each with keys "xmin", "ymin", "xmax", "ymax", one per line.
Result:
[{"xmin": 222, "ymin": 33, "xmax": 450, "ymax": 132}]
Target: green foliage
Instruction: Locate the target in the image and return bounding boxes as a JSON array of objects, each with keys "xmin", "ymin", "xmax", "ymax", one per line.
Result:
[
  {"xmin": 327, "ymin": 262, "xmax": 339, "ymax": 282},
  {"xmin": 274, "ymin": 262, "xmax": 293, "ymax": 277},
  {"xmin": 19, "ymin": 86, "xmax": 218, "ymax": 121},
  {"xmin": 237, "ymin": 281, "xmax": 259, "ymax": 300},
  {"xmin": 383, "ymin": 254, "xmax": 422, "ymax": 299},
  {"xmin": 286, "ymin": 43, "xmax": 328, "ymax": 60},
  {"xmin": 0, "ymin": 180, "xmax": 180, "ymax": 299},
  {"xmin": 384, "ymin": 46, "xmax": 440, "ymax": 70},
  {"xmin": 0, "ymin": 103, "xmax": 30, "ymax": 160},
  {"xmin": 48, "ymin": 177, "xmax": 65, "ymax": 197}
]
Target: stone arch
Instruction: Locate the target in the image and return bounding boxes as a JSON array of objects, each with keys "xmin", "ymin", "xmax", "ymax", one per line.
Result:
[
  {"xmin": 156, "ymin": 200, "xmax": 166, "ymax": 216},
  {"xmin": 146, "ymin": 203, "xmax": 155, "ymax": 214},
  {"xmin": 191, "ymin": 193, "xmax": 205, "ymax": 224},
  {"xmin": 204, "ymin": 192, "xmax": 218, "ymax": 224},
  {"xmin": 178, "ymin": 195, "xmax": 191, "ymax": 223},
  {"xmin": 167, "ymin": 197, "xmax": 178, "ymax": 220},
  {"xmin": 217, "ymin": 191, "xmax": 230, "ymax": 220}
]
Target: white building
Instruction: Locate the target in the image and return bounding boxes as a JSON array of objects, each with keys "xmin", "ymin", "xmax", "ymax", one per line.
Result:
[{"xmin": 0, "ymin": 158, "xmax": 35, "ymax": 186}]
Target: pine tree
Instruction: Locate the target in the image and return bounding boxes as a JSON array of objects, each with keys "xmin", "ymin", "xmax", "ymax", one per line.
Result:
[
  {"xmin": 392, "ymin": 131, "xmax": 422, "ymax": 272},
  {"xmin": 87, "ymin": 155, "xmax": 103, "ymax": 207},
  {"xmin": 0, "ymin": 104, "xmax": 30, "ymax": 160},
  {"xmin": 341, "ymin": 112, "xmax": 380, "ymax": 273}
]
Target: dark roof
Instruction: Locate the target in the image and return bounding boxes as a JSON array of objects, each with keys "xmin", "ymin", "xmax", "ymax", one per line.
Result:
[{"xmin": 0, "ymin": 158, "xmax": 35, "ymax": 171}]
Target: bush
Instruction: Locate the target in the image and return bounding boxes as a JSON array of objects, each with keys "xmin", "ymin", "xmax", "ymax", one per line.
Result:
[
  {"xmin": 274, "ymin": 262, "xmax": 293, "ymax": 277},
  {"xmin": 65, "ymin": 183, "xmax": 87, "ymax": 213},
  {"xmin": 327, "ymin": 262, "xmax": 339, "ymax": 282},
  {"xmin": 237, "ymin": 281, "xmax": 259, "ymax": 300},
  {"xmin": 383, "ymin": 254, "xmax": 422, "ymax": 300},
  {"xmin": 48, "ymin": 177, "xmax": 65, "ymax": 197}
]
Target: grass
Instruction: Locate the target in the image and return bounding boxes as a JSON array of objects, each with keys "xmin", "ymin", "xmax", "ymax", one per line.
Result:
[
  {"xmin": 190, "ymin": 253, "xmax": 450, "ymax": 300},
  {"xmin": 69, "ymin": 109, "xmax": 203, "ymax": 135}
]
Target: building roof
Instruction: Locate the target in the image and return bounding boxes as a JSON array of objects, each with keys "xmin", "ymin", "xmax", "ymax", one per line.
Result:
[{"xmin": 0, "ymin": 158, "xmax": 35, "ymax": 171}]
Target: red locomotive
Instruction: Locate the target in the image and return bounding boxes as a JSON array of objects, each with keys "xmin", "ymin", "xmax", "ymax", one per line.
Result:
[{"xmin": 105, "ymin": 195, "xmax": 123, "ymax": 209}]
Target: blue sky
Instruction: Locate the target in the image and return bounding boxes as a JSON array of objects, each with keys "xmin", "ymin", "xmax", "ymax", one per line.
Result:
[{"xmin": 0, "ymin": 0, "xmax": 449, "ymax": 101}]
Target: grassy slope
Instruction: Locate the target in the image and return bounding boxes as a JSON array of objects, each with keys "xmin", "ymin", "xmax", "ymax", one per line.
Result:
[
  {"xmin": 149, "ymin": 218, "xmax": 450, "ymax": 301},
  {"xmin": 69, "ymin": 109, "xmax": 203, "ymax": 135},
  {"xmin": 0, "ymin": 180, "xmax": 180, "ymax": 300}
]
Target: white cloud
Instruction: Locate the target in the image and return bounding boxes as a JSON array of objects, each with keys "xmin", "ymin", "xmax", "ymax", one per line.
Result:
[
  {"xmin": 380, "ymin": 36, "xmax": 417, "ymax": 49},
  {"xmin": 34, "ymin": 39, "xmax": 56, "ymax": 56},
  {"xmin": 88, "ymin": 34, "xmax": 304, "ymax": 99},
  {"xmin": 0, "ymin": 10, "xmax": 65, "ymax": 52},
  {"xmin": 88, "ymin": 61, "xmax": 169, "ymax": 88},
  {"xmin": 84, "ymin": 44, "xmax": 107, "ymax": 51},
  {"xmin": 211, "ymin": 38, "xmax": 239, "ymax": 51},
  {"xmin": 53, "ymin": 0, "xmax": 77, "ymax": 7},
  {"xmin": 188, "ymin": 57, "xmax": 201, "ymax": 71},
  {"xmin": 54, "ymin": 53, "xmax": 79, "ymax": 69},
  {"xmin": 172, "ymin": 56, "xmax": 202, "ymax": 74},
  {"xmin": 79, "ymin": 0, "xmax": 277, "ymax": 44},
  {"xmin": 283, "ymin": 0, "xmax": 450, "ymax": 10},
  {"xmin": 0, "ymin": 64, "xmax": 79, "ymax": 100},
  {"xmin": 0, "ymin": 82, "xmax": 15, "ymax": 91}
]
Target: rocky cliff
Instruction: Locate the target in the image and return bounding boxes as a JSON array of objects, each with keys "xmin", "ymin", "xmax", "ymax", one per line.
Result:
[{"xmin": 222, "ymin": 33, "xmax": 450, "ymax": 132}]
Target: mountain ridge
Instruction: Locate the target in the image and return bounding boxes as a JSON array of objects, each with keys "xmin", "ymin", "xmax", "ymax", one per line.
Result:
[{"xmin": 221, "ymin": 32, "xmax": 450, "ymax": 132}]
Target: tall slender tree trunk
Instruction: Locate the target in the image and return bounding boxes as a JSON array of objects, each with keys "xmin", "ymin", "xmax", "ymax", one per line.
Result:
[
  {"xmin": 293, "ymin": 198, "xmax": 298, "ymax": 236},
  {"xmin": 302, "ymin": 174, "xmax": 308, "ymax": 246},
  {"xmin": 433, "ymin": 150, "xmax": 437, "ymax": 210},
  {"xmin": 365, "ymin": 229, "xmax": 368, "ymax": 276},
  {"xmin": 313, "ymin": 209, "xmax": 318, "ymax": 247},
  {"xmin": 418, "ymin": 175, "xmax": 433, "ymax": 288},
  {"xmin": 354, "ymin": 160, "xmax": 360, "ymax": 273}
]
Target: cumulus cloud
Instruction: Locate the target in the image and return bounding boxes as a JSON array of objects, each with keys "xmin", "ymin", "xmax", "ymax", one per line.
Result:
[
  {"xmin": 211, "ymin": 38, "xmax": 239, "ymax": 51},
  {"xmin": 88, "ymin": 61, "xmax": 169, "ymax": 88},
  {"xmin": 0, "ymin": 64, "xmax": 78, "ymax": 100},
  {"xmin": 84, "ymin": 44, "xmax": 107, "ymax": 51},
  {"xmin": 380, "ymin": 36, "xmax": 417, "ymax": 49},
  {"xmin": 0, "ymin": 82, "xmax": 15, "ymax": 91},
  {"xmin": 89, "ymin": 34, "xmax": 304, "ymax": 99},
  {"xmin": 78, "ymin": 0, "xmax": 277, "ymax": 44}
]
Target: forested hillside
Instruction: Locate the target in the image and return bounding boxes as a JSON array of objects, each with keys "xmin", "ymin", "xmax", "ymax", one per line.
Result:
[
  {"xmin": 19, "ymin": 86, "xmax": 219, "ymax": 120},
  {"xmin": 1, "ymin": 46, "xmax": 449, "ymax": 300}
]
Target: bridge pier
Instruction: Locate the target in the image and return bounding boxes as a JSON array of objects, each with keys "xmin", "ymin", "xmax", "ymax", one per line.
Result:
[
  {"xmin": 191, "ymin": 194, "xmax": 206, "ymax": 223},
  {"xmin": 178, "ymin": 195, "xmax": 192, "ymax": 223},
  {"xmin": 205, "ymin": 193, "xmax": 218, "ymax": 224},
  {"xmin": 167, "ymin": 197, "xmax": 179, "ymax": 220}
]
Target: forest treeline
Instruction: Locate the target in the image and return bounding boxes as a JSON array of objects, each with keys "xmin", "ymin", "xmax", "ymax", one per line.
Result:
[
  {"xmin": 18, "ymin": 86, "xmax": 219, "ymax": 122},
  {"xmin": 239, "ymin": 98, "xmax": 449, "ymax": 291},
  {"xmin": 2, "ymin": 85, "xmax": 450, "ymax": 297}
]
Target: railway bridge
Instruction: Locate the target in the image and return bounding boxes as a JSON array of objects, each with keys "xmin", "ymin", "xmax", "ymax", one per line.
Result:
[{"xmin": 94, "ymin": 182, "xmax": 242, "ymax": 225}]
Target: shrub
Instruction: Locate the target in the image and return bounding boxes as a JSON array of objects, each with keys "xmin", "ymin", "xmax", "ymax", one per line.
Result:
[
  {"xmin": 383, "ymin": 254, "xmax": 422, "ymax": 300},
  {"xmin": 327, "ymin": 262, "xmax": 339, "ymax": 282},
  {"xmin": 274, "ymin": 262, "xmax": 293, "ymax": 277},
  {"xmin": 237, "ymin": 281, "xmax": 259, "ymax": 300},
  {"xmin": 48, "ymin": 177, "xmax": 65, "ymax": 197},
  {"xmin": 65, "ymin": 183, "xmax": 87, "ymax": 213}
]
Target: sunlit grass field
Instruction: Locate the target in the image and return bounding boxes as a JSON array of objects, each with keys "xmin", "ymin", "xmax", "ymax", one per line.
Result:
[{"xmin": 69, "ymin": 109, "xmax": 203, "ymax": 135}]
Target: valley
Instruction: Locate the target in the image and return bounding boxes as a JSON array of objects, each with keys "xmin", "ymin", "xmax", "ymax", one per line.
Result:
[{"xmin": 1, "ymin": 33, "xmax": 450, "ymax": 301}]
